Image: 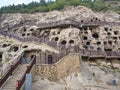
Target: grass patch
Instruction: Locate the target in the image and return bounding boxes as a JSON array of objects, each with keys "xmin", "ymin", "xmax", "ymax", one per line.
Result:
[{"xmin": 96, "ymin": 61, "xmax": 101, "ymax": 65}]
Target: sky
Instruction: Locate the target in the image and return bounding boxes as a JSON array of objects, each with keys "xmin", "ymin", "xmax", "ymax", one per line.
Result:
[{"xmin": 0, "ymin": 0, "xmax": 54, "ymax": 7}]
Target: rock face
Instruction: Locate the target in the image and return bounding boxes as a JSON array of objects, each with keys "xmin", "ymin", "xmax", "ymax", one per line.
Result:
[
  {"xmin": 32, "ymin": 60, "xmax": 120, "ymax": 90},
  {"xmin": 0, "ymin": 6, "xmax": 120, "ymax": 51},
  {"xmin": 0, "ymin": 5, "xmax": 120, "ymax": 90}
]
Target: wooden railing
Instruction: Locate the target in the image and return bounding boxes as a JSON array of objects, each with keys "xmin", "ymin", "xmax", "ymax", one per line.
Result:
[
  {"xmin": 1, "ymin": 19, "xmax": 120, "ymax": 31},
  {"xmin": 16, "ymin": 56, "xmax": 36, "ymax": 90},
  {"xmin": 1, "ymin": 31, "xmax": 120, "ymax": 59},
  {"xmin": 0, "ymin": 57, "xmax": 21, "ymax": 88}
]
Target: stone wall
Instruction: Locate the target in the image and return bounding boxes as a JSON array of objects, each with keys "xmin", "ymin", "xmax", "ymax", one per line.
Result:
[
  {"xmin": 56, "ymin": 54, "xmax": 80, "ymax": 80},
  {"xmin": 35, "ymin": 54, "xmax": 81, "ymax": 81},
  {"xmin": 36, "ymin": 64, "xmax": 57, "ymax": 81}
]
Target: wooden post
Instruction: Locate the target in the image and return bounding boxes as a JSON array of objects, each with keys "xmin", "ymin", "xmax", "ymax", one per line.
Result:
[
  {"xmin": 16, "ymin": 80, "xmax": 19, "ymax": 90},
  {"xmin": 10, "ymin": 65, "xmax": 14, "ymax": 75}
]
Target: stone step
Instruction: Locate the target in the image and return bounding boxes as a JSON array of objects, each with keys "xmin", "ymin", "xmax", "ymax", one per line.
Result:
[
  {"xmin": 3, "ymin": 84, "xmax": 16, "ymax": 87},
  {"xmin": 1, "ymin": 88, "xmax": 16, "ymax": 90},
  {"xmin": 1, "ymin": 64, "xmax": 28, "ymax": 90}
]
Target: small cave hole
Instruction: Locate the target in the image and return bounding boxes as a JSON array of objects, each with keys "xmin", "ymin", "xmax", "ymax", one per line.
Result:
[
  {"xmin": 104, "ymin": 42, "xmax": 107, "ymax": 45},
  {"xmin": 2, "ymin": 44, "xmax": 7, "ymax": 48},
  {"xmin": 84, "ymin": 31, "xmax": 88, "ymax": 34},
  {"xmin": 95, "ymin": 18, "xmax": 98, "ymax": 20},
  {"xmin": 114, "ymin": 41, "xmax": 118, "ymax": 44},
  {"xmin": 23, "ymin": 27, "xmax": 26, "ymax": 32},
  {"xmin": 83, "ymin": 45, "xmax": 88, "ymax": 49},
  {"xmin": 0, "ymin": 54, "xmax": 2, "ymax": 62},
  {"xmin": 7, "ymin": 44, "xmax": 11, "ymax": 46},
  {"xmin": 109, "ymin": 28, "xmax": 112, "ymax": 31},
  {"xmin": 0, "ymin": 54, "xmax": 2, "ymax": 58},
  {"xmin": 114, "ymin": 31, "xmax": 119, "ymax": 35},
  {"xmin": 84, "ymin": 27, "xmax": 87, "ymax": 30},
  {"xmin": 86, "ymin": 41, "xmax": 90, "ymax": 45},
  {"xmin": 31, "ymin": 55, "xmax": 35, "ymax": 59},
  {"xmin": 69, "ymin": 40, "xmax": 74, "ymax": 44},
  {"xmin": 92, "ymin": 33, "xmax": 99, "ymax": 39},
  {"xmin": 107, "ymin": 32, "xmax": 111, "ymax": 35},
  {"xmin": 30, "ymin": 29, "xmax": 34, "ymax": 31},
  {"xmin": 104, "ymin": 48, "xmax": 112, "ymax": 51},
  {"xmin": 57, "ymin": 31, "xmax": 60, "ymax": 34},
  {"xmin": 113, "ymin": 37, "xmax": 117, "ymax": 40},
  {"xmin": 89, "ymin": 27, "xmax": 92, "ymax": 30},
  {"xmin": 22, "ymin": 33, "xmax": 25, "ymax": 36},
  {"xmin": 97, "ymin": 41, "xmax": 101, "ymax": 45},
  {"xmin": 14, "ymin": 46, "xmax": 19, "ymax": 52},
  {"xmin": 104, "ymin": 27, "xmax": 108, "ymax": 31},
  {"xmin": 61, "ymin": 40, "xmax": 67, "ymax": 45},
  {"xmin": 83, "ymin": 36, "xmax": 88, "ymax": 40},
  {"xmin": 55, "ymin": 37, "xmax": 59, "ymax": 41},
  {"xmin": 81, "ymin": 20, "xmax": 83, "ymax": 23},
  {"xmin": 23, "ymin": 45, "xmax": 28, "ymax": 48},
  {"xmin": 48, "ymin": 55, "xmax": 53, "ymax": 64},
  {"xmin": 97, "ymin": 47, "xmax": 102, "ymax": 51},
  {"xmin": 108, "ymin": 41, "xmax": 112, "ymax": 45},
  {"xmin": 27, "ymin": 33, "xmax": 30, "ymax": 36}
]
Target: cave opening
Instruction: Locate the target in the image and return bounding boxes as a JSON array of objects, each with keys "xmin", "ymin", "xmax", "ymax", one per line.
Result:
[
  {"xmin": 83, "ymin": 45, "xmax": 88, "ymax": 49},
  {"xmin": 104, "ymin": 27, "xmax": 108, "ymax": 31},
  {"xmin": 22, "ymin": 33, "xmax": 25, "ymax": 36},
  {"xmin": 14, "ymin": 46, "xmax": 19, "ymax": 52},
  {"xmin": 69, "ymin": 40, "xmax": 74, "ymax": 44},
  {"xmin": 86, "ymin": 41, "xmax": 90, "ymax": 45},
  {"xmin": 114, "ymin": 31, "xmax": 119, "ymax": 35},
  {"xmin": 23, "ymin": 45, "xmax": 28, "ymax": 48},
  {"xmin": 30, "ymin": 29, "xmax": 34, "ymax": 31},
  {"xmin": 108, "ymin": 41, "xmax": 112, "ymax": 45},
  {"xmin": 81, "ymin": 20, "xmax": 84, "ymax": 23},
  {"xmin": 27, "ymin": 33, "xmax": 30, "ymax": 36},
  {"xmin": 2, "ymin": 44, "xmax": 7, "ymax": 48},
  {"xmin": 61, "ymin": 40, "xmax": 67, "ymax": 45},
  {"xmin": 23, "ymin": 27, "xmax": 26, "ymax": 32},
  {"xmin": 107, "ymin": 32, "xmax": 111, "ymax": 35},
  {"xmin": 97, "ymin": 41, "xmax": 101, "ymax": 45},
  {"xmin": 48, "ymin": 55, "xmax": 53, "ymax": 64},
  {"xmin": 92, "ymin": 33, "xmax": 99, "ymax": 39},
  {"xmin": 97, "ymin": 47, "xmax": 102, "ymax": 51},
  {"xmin": 0, "ymin": 54, "xmax": 2, "ymax": 62},
  {"xmin": 55, "ymin": 37, "xmax": 59, "ymax": 41},
  {"xmin": 83, "ymin": 36, "xmax": 88, "ymax": 40}
]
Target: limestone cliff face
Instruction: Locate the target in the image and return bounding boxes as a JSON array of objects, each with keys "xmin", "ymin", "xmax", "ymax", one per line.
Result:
[
  {"xmin": 0, "ymin": 6, "xmax": 120, "ymax": 51},
  {"xmin": 0, "ymin": 6, "xmax": 119, "ymax": 29},
  {"xmin": 0, "ymin": 6, "xmax": 120, "ymax": 90}
]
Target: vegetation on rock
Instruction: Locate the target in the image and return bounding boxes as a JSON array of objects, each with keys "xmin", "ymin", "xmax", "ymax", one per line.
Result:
[{"xmin": 0, "ymin": 0, "xmax": 119, "ymax": 14}]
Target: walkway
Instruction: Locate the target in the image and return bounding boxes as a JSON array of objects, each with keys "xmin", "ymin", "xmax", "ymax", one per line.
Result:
[{"xmin": 1, "ymin": 64, "xmax": 28, "ymax": 90}]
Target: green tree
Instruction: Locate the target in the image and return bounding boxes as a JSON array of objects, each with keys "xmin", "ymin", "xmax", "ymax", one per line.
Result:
[
  {"xmin": 40, "ymin": 0, "xmax": 46, "ymax": 6},
  {"xmin": 93, "ymin": 0, "xmax": 107, "ymax": 11}
]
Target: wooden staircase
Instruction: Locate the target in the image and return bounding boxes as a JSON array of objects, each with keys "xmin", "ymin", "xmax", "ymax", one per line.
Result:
[{"xmin": 1, "ymin": 64, "xmax": 28, "ymax": 90}]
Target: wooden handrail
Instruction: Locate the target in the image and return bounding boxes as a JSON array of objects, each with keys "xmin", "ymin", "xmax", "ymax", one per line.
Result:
[
  {"xmin": 16, "ymin": 56, "xmax": 36, "ymax": 90},
  {"xmin": 1, "ymin": 31, "xmax": 120, "ymax": 58},
  {"xmin": 0, "ymin": 56, "xmax": 21, "ymax": 88},
  {"xmin": 1, "ymin": 19, "xmax": 120, "ymax": 31}
]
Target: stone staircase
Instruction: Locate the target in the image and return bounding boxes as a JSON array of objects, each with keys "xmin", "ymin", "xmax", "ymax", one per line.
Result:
[{"xmin": 1, "ymin": 64, "xmax": 28, "ymax": 90}]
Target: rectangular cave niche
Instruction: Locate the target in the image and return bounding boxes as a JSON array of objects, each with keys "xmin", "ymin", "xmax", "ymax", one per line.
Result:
[
  {"xmin": 48, "ymin": 55, "xmax": 53, "ymax": 64},
  {"xmin": 0, "ymin": 53, "xmax": 2, "ymax": 62}
]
